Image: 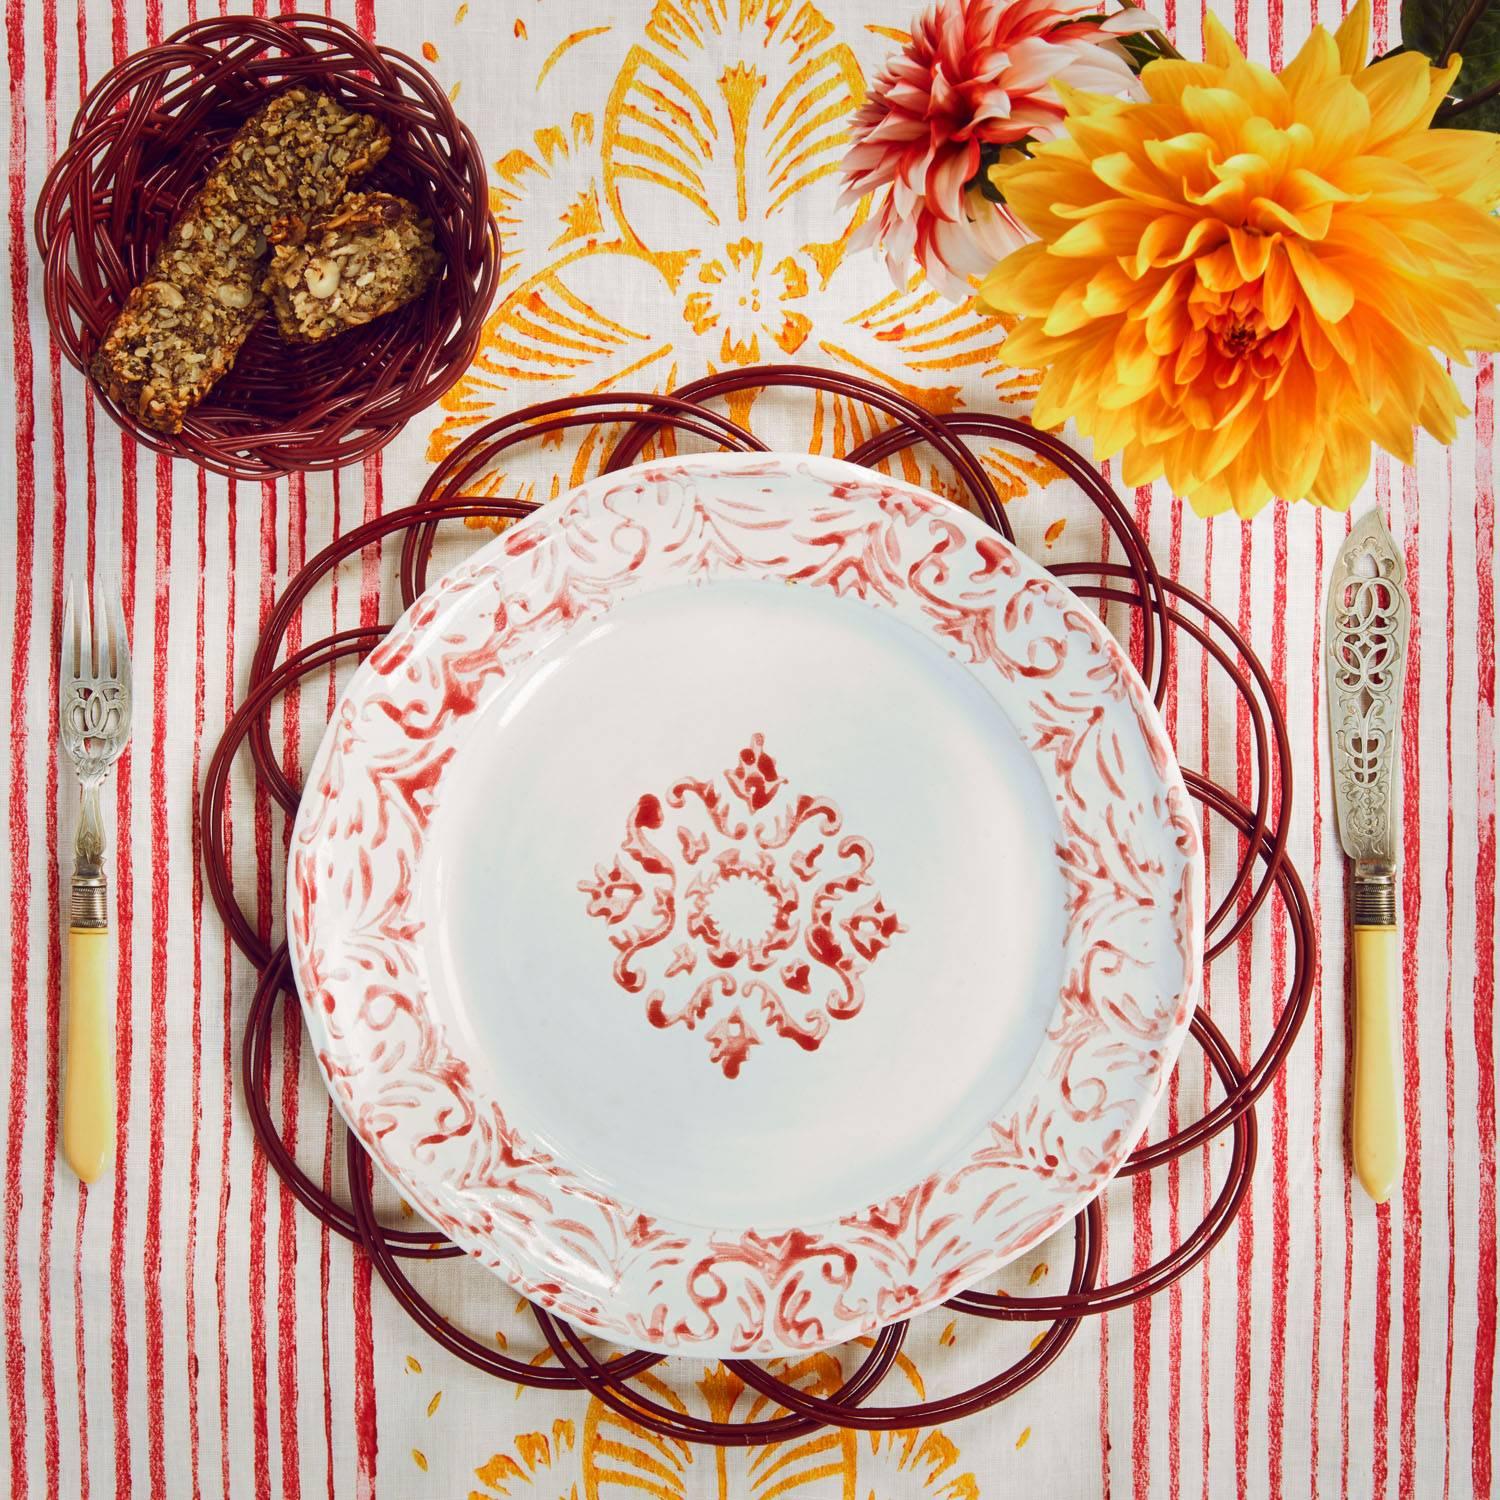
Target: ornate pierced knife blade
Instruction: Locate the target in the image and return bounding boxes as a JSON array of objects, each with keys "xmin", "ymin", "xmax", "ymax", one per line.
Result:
[
  {"xmin": 1325, "ymin": 507, "xmax": 1410, "ymax": 1203},
  {"xmin": 1327, "ymin": 509, "xmax": 1409, "ymax": 910}
]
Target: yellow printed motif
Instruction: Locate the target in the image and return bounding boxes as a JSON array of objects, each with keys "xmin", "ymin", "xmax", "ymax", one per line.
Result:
[{"xmin": 427, "ymin": 0, "xmax": 1049, "ymax": 519}]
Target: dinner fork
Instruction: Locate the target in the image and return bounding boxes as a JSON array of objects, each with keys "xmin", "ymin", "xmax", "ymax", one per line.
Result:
[{"xmin": 59, "ymin": 574, "xmax": 131, "ymax": 1183}]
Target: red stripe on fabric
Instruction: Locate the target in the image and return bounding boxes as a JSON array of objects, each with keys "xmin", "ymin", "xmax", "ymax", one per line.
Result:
[
  {"xmin": 1442, "ymin": 445, "xmax": 1457, "ymax": 1500},
  {"xmin": 1266, "ymin": 508, "xmax": 1291, "ymax": 1499},
  {"xmin": 1373, "ymin": 1205, "xmax": 1394, "ymax": 1498},
  {"xmin": 1130, "ymin": 1121, "xmax": 1152, "ymax": 1500},
  {"xmin": 73, "ymin": 0, "xmax": 86, "ymax": 99},
  {"xmin": 1369, "ymin": 474, "xmax": 1396, "ymax": 1500},
  {"xmin": 1396, "ymin": 467, "xmax": 1424, "ymax": 1500},
  {"xmin": 321, "ymin": 474, "xmax": 342, "ymax": 1500},
  {"xmin": 352, "ymin": 1180, "xmax": 377, "ymax": 1500},
  {"xmin": 184, "ymin": 21, "xmax": 207, "ymax": 1500},
  {"xmin": 185, "ymin": 465, "xmax": 209, "ymax": 1500},
  {"xmin": 1309, "ymin": 514, "xmax": 1327, "ymax": 1497},
  {"xmin": 144, "ymin": 452, "xmax": 172, "ymax": 1500},
  {"xmin": 38, "ymin": 0, "xmax": 65, "ymax": 1488},
  {"xmin": 1339, "ymin": 512, "xmax": 1355, "ymax": 1500},
  {"xmin": 216, "ymin": 482, "xmax": 239, "ymax": 1500},
  {"xmin": 1129, "ymin": 485, "xmax": 1153, "ymax": 1500},
  {"xmin": 352, "ymin": 435, "xmax": 384, "ymax": 1499},
  {"xmin": 37, "ymin": 366, "xmax": 63, "ymax": 1500},
  {"xmin": 1092, "ymin": 466, "xmax": 1117, "ymax": 1500},
  {"xmin": 106, "ymin": 20, "xmax": 137, "ymax": 1496},
  {"xmin": 248, "ymin": 481, "xmax": 279, "ymax": 1500},
  {"xmin": 72, "ymin": 1194, "xmax": 91, "ymax": 1500},
  {"xmin": 1472, "ymin": 356, "xmax": 1498, "ymax": 1499},
  {"xmin": 1097, "ymin": 1207, "xmax": 1112, "ymax": 1500},
  {"xmin": 1232, "ymin": 530, "xmax": 1254, "ymax": 1499},
  {"xmin": 348, "ymin": 0, "xmax": 382, "ymax": 1450},
  {"xmin": 1164, "ymin": 491, "xmax": 1183, "ymax": 1500},
  {"xmin": 1199, "ymin": 518, "xmax": 1215, "ymax": 1500},
  {"xmin": 1340, "ymin": 878, "xmax": 1356, "ymax": 1498},
  {"xmin": 2, "ymin": 0, "xmax": 36, "ymax": 1485},
  {"xmin": 84, "ymin": 390, "xmax": 97, "ymax": 581},
  {"xmin": 320, "ymin": 1108, "xmax": 335, "ymax": 1500},
  {"xmin": 111, "ymin": 430, "xmax": 139, "ymax": 1500},
  {"xmin": 359, "ymin": 456, "xmax": 383, "ymax": 629},
  {"xmin": 277, "ymin": 476, "xmax": 307, "ymax": 1500}
]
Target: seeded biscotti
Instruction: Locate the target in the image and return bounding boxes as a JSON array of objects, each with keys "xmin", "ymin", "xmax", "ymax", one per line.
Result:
[
  {"xmin": 264, "ymin": 192, "xmax": 439, "ymax": 344},
  {"xmin": 90, "ymin": 88, "xmax": 392, "ymax": 434}
]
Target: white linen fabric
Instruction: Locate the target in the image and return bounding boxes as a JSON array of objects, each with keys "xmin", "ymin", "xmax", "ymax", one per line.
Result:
[{"xmin": 0, "ymin": 1, "xmax": 1494, "ymax": 1496}]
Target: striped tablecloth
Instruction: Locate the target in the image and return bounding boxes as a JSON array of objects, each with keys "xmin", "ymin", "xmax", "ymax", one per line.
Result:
[{"xmin": 1, "ymin": 0, "xmax": 1495, "ymax": 1496}]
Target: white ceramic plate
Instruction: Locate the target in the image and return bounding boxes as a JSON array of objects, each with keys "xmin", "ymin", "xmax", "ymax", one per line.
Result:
[{"xmin": 288, "ymin": 453, "xmax": 1202, "ymax": 1357}]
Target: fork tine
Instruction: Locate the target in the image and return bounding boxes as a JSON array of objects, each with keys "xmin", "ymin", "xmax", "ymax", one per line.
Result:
[
  {"xmin": 62, "ymin": 578, "xmax": 78, "ymax": 680},
  {"xmin": 91, "ymin": 570, "xmax": 107, "ymax": 679},
  {"xmin": 71, "ymin": 575, "xmax": 85, "ymax": 678},
  {"xmin": 106, "ymin": 578, "xmax": 130, "ymax": 685}
]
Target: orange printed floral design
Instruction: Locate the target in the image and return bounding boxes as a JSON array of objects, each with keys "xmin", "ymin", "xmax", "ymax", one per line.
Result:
[
  {"xmin": 428, "ymin": 0, "xmax": 1052, "ymax": 520},
  {"xmin": 467, "ymin": 1347, "xmax": 980, "ymax": 1497}
]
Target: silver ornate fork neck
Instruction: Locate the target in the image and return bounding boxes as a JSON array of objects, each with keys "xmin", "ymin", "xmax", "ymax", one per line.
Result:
[{"xmin": 61, "ymin": 577, "xmax": 132, "ymax": 929}]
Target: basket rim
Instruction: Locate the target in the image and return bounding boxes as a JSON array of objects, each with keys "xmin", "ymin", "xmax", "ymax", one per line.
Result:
[{"xmin": 32, "ymin": 9, "xmax": 500, "ymax": 480}]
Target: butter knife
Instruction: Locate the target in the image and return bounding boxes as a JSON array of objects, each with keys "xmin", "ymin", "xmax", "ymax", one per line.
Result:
[{"xmin": 1325, "ymin": 508, "xmax": 1409, "ymax": 1204}]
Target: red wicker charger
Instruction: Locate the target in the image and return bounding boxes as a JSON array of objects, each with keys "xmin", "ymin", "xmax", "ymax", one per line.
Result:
[
  {"xmin": 33, "ymin": 12, "xmax": 499, "ymax": 479},
  {"xmin": 200, "ymin": 366, "xmax": 1314, "ymax": 1443}
]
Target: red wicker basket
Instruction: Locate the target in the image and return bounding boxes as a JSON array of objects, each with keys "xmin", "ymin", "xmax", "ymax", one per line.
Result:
[{"xmin": 34, "ymin": 12, "xmax": 500, "ymax": 480}]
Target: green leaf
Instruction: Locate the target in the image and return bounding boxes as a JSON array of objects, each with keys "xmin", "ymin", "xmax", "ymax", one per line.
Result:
[
  {"xmin": 1402, "ymin": 0, "xmax": 1500, "ymax": 95},
  {"xmin": 1442, "ymin": 89, "xmax": 1500, "ymax": 129}
]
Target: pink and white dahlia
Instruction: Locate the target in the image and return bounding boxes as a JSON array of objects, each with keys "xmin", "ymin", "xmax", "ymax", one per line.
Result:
[{"xmin": 840, "ymin": 0, "xmax": 1155, "ymax": 299}]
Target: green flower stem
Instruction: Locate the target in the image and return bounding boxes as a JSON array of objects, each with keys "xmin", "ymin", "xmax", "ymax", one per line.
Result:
[{"xmin": 1439, "ymin": 0, "xmax": 1495, "ymax": 65}]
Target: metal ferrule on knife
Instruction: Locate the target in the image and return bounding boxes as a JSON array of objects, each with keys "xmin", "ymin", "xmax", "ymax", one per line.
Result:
[{"xmin": 1351, "ymin": 864, "xmax": 1396, "ymax": 929}]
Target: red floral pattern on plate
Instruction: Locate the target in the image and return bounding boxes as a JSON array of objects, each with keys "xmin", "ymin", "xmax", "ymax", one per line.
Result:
[
  {"xmin": 288, "ymin": 453, "xmax": 1203, "ymax": 1357},
  {"xmin": 579, "ymin": 733, "xmax": 904, "ymax": 1077}
]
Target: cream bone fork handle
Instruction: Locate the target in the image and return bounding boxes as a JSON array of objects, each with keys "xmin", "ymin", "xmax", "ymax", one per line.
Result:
[
  {"xmin": 59, "ymin": 574, "xmax": 132, "ymax": 1183},
  {"xmin": 1325, "ymin": 508, "xmax": 1410, "ymax": 1204}
]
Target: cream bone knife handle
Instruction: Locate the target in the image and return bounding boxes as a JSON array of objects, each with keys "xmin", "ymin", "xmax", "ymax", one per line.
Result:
[
  {"xmin": 1352, "ymin": 874, "xmax": 1402, "ymax": 1204},
  {"xmin": 62, "ymin": 873, "xmax": 113, "ymax": 1184}
]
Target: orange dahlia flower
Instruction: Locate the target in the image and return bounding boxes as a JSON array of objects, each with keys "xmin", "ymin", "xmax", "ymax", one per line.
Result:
[{"xmin": 978, "ymin": 0, "xmax": 1500, "ymax": 515}]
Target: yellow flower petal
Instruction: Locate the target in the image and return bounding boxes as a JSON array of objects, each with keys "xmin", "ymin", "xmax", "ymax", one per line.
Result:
[
  {"xmin": 1388, "ymin": 129, "xmax": 1500, "ymax": 206},
  {"xmin": 1286, "ymin": 241, "xmax": 1354, "ymax": 322},
  {"xmin": 1357, "ymin": 52, "xmax": 1448, "ymax": 144},
  {"xmin": 1334, "ymin": 0, "xmax": 1372, "ymax": 77},
  {"xmin": 1201, "ymin": 12, "xmax": 1248, "ymax": 71}
]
